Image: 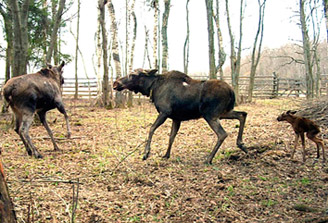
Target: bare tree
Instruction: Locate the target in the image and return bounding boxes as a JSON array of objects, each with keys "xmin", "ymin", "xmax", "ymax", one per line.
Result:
[
  {"xmin": 151, "ymin": 0, "xmax": 159, "ymax": 70},
  {"xmin": 247, "ymin": 0, "xmax": 267, "ymax": 102},
  {"xmin": 161, "ymin": 0, "xmax": 171, "ymax": 72},
  {"xmin": 214, "ymin": 0, "xmax": 226, "ymax": 80},
  {"xmin": 300, "ymin": 0, "xmax": 314, "ymax": 98},
  {"xmin": 45, "ymin": 0, "xmax": 66, "ymax": 63},
  {"xmin": 225, "ymin": 0, "xmax": 245, "ymax": 102},
  {"xmin": 74, "ymin": 0, "xmax": 81, "ymax": 99},
  {"xmin": 183, "ymin": 0, "xmax": 190, "ymax": 74},
  {"xmin": 205, "ymin": 0, "xmax": 217, "ymax": 79},
  {"xmin": 323, "ymin": 0, "xmax": 328, "ymax": 42}
]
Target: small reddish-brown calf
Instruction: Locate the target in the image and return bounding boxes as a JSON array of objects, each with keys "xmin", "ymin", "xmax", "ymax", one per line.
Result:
[{"xmin": 277, "ymin": 110, "xmax": 326, "ymax": 162}]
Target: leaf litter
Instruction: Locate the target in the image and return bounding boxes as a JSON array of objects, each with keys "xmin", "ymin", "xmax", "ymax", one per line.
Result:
[{"xmin": 0, "ymin": 98, "xmax": 327, "ymax": 222}]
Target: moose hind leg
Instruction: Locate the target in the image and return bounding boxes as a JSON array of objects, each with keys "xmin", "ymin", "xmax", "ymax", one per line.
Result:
[
  {"xmin": 38, "ymin": 111, "xmax": 60, "ymax": 151},
  {"xmin": 55, "ymin": 100, "xmax": 71, "ymax": 138},
  {"xmin": 21, "ymin": 113, "xmax": 43, "ymax": 159},
  {"xmin": 220, "ymin": 111, "xmax": 247, "ymax": 153},
  {"xmin": 14, "ymin": 113, "xmax": 32, "ymax": 156},
  {"xmin": 163, "ymin": 120, "xmax": 181, "ymax": 159},
  {"xmin": 205, "ymin": 118, "xmax": 228, "ymax": 165},
  {"xmin": 143, "ymin": 113, "xmax": 167, "ymax": 160}
]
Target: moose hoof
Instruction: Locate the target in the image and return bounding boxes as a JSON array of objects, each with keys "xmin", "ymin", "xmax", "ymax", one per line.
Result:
[
  {"xmin": 35, "ymin": 154, "xmax": 43, "ymax": 159},
  {"xmin": 162, "ymin": 154, "xmax": 170, "ymax": 159},
  {"xmin": 67, "ymin": 132, "xmax": 72, "ymax": 139},
  {"xmin": 142, "ymin": 154, "xmax": 149, "ymax": 160},
  {"xmin": 204, "ymin": 159, "xmax": 213, "ymax": 165},
  {"xmin": 238, "ymin": 143, "xmax": 248, "ymax": 153}
]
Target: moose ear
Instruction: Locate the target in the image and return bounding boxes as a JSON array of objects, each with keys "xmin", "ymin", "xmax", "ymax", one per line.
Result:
[
  {"xmin": 59, "ymin": 61, "xmax": 65, "ymax": 69},
  {"xmin": 147, "ymin": 69, "xmax": 158, "ymax": 76},
  {"xmin": 47, "ymin": 63, "xmax": 52, "ymax": 69},
  {"xmin": 287, "ymin": 110, "xmax": 297, "ymax": 115}
]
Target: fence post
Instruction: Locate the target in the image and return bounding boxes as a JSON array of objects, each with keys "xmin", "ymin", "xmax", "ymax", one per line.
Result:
[{"xmin": 272, "ymin": 72, "xmax": 278, "ymax": 98}]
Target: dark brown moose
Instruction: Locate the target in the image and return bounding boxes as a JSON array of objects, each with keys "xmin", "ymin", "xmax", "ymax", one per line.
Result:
[
  {"xmin": 3, "ymin": 61, "xmax": 71, "ymax": 158},
  {"xmin": 277, "ymin": 110, "xmax": 326, "ymax": 162},
  {"xmin": 113, "ymin": 69, "xmax": 248, "ymax": 164}
]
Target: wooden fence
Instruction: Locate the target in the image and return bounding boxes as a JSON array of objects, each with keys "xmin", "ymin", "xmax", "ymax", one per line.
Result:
[{"xmin": 1, "ymin": 74, "xmax": 328, "ymax": 99}]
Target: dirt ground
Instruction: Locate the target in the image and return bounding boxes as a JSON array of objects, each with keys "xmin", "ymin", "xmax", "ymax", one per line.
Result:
[{"xmin": 0, "ymin": 98, "xmax": 328, "ymax": 223}]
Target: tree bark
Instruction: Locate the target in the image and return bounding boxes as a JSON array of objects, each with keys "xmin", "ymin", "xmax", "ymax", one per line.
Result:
[
  {"xmin": 161, "ymin": 0, "xmax": 171, "ymax": 72},
  {"xmin": 300, "ymin": 0, "xmax": 314, "ymax": 98},
  {"xmin": 214, "ymin": 0, "xmax": 226, "ymax": 80},
  {"xmin": 247, "ymin": 0, "xmax": 266, "ymax": 102},
  {"xmin": 152, "ymin": 0, "xmax": 159, "ymax": 70},
  {"xmin": 183, "ymin": 0, "xmax": 190, "ymax": 74},
  {"xmin": 74, "ymin": 0, "xmax": 81, "ymax": 99},
  {"xmin": 128, "ymin": 0, "xmax": 137, "ymax": 107},
  {"xmin": 0, "ymin": 160, "xmax": 17, "ymax": 223},
  {"xmin": 323, "ymin": 0, "xmax": 328, "ymax": 42},
  {"xmin": 205, "ymin": 0, "xmax": 217, "ymax": 79},
  {"xmin": 8, "ymin": 0, "xmax": 30, "ymax": 76},
  {"xmin": 46, "ymin": 0, "xmax": 66, "ymax": 63}
]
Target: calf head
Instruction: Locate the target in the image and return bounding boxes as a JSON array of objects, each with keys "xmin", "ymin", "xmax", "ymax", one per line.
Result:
[
  {"xmin": 277, "ymin": 110, "xmax": 297, "ymax": 121},
  {"xmin": 41, "ymin": 61, "xmax": 65, "ymax": 86},
  {"xmin": 113, "ymin": 69, "xmax": 158, "ymax": 94}
]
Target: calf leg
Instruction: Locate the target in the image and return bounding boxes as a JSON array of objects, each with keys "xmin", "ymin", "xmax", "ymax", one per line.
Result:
[
  {"xmin": 143, "ymin": 113, "xmax": 167, "ymax": 160},
  {"xmin": 300, "ymin": 133, "xmax": 306, "ymax": 162},
  {"xmin": 55, "ymin": 100, "xmax": 71, "ymax": 138},
  {"xmin": 20, "ymin": 112, "xmax": 42, "ymax": 158},
  {"xmin": 307, "ymin": 132, "xmax": 326, "ymax": 162},
  {"xmin": 163, "ymin": 120, "xmax": 181, "ymax": 159},
  {"xmin": 38, "ymin": 111, "xmax": 60, "ymax": 151},
  {"xmin": 291, "ymin": 134, "xmax": 299, "ymax": 160},
  {"xmin": 204, "ymin": 118, "xmax": 228, "ymax": 165},
  {"xmin": 220, "ymin": 110, "xmax": 247, "ymax": 153}
]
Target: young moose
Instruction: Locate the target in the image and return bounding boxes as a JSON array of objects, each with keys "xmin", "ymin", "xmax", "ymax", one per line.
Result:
[
  {"xmin": 3, "ymin": 61, "xmax": 71, "ymax": 158},
  {"xmin": 113, "ymin": 69, "xmax": 248, "ymax": 164},
  {"xmin": 277, "ymin": 110, "xmax": 326, "ymax": 162}
]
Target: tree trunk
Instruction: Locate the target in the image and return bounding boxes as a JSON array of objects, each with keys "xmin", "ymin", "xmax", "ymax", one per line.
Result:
[
  {"xmin": 300, "ymin": 0, "xmax": 314, "ymax": 99},
  {"xmin": 108, "ymin": 0, "xmax": 124, "ymax": 107},
  {"xmin": 127, "ymin": 0, "xmax": 137, "ymax": 107},
  {"xmin": 183, "ymin": 0, "xmax": 190, "ymax": 74},
  {"xmin": 152, "ymin": 0, "xmax": 159, "ymax": 70},
  {"xmin": 99, "ymin": 0, "xmax": 111, "ymax": 107},
  {"xmin": 161, "ymin": 0, "xmax": 171, "ymax": 72},
  {"xmin": 46, "ymin": 0, "xmax": 66, "ymax": 63},
  {"xmin": 225, "ymin": 0, "xmax": 244, "ymax": 103},
  {"xmin": 247, "ymin": 0, "xmax": 266, "ymax": 102},
  {"xmin": 8, "ymin": 0, "xmax": 30, "ymax": 76},
  {"xmin": 74, "ymin": 0, "xmax": 81, "ymax": 99},
  {"xmin": 214, "ymin": 0, "xmax": 226, "ymax": 80},
  {"xmin": 323, "ymin": 0, "xmax": 328, "ymax": 42},
  {"xmin": 205, "ymin": 0, "xmax": 217, "ymax": 79},
  {"xmin": 0, "ymin": 160, "xmax": 17, "ymax": 223}
]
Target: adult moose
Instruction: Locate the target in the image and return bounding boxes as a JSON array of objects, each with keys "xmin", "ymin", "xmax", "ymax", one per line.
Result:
[
  {"xmin": 113, "ymin": 69, "xmax": 248, "ymax": 164},
  {"xmin": 3, "ymin": 61, "xmax": 71, "ymax": 158}
]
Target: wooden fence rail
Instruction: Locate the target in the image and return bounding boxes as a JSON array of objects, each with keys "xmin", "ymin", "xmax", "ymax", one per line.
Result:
[{"xmin": 1, "ymin": 74, "xmax": 328, "ymax": 99}]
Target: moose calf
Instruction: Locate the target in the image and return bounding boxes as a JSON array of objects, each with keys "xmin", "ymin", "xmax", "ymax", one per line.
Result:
[
  {"xmin": 277, "ymin": 110, "xmax": 326, "ymax": 162},
  {"xmin": 3, "ymin": 61, "xmax": 71, "ymax": 158}
]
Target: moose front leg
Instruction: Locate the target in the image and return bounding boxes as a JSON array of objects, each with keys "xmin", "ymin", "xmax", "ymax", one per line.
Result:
[
  {"xmin": 55, "ymin": 100, "xmax": 71, "ymax": 138},
  {"xmin": 143, "ymin": 113, "xmax": 167, "ymax": 160}
]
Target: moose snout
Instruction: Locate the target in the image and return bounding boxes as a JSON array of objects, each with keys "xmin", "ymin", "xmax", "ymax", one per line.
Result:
[{"xmin": 113, "ymin": 80, "xmax": 122, "ymax": 90}]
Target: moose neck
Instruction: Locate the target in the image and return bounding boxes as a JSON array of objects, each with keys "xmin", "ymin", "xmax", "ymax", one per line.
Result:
[{"xmin": 138, "ymin": 75, "xmax": 159, "ymax": 97}]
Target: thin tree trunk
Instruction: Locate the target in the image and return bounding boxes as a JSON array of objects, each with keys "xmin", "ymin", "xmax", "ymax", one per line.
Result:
[
  {"xmin": 108, "ymin": 0, "xmax": 124, "ymax": 107},
  {"xmin": 128, "ymin": 0, "xmax": 137, "ymax": 107},
  {"xmin": 205, "ymin": 0, "xmax": 217, "ymax": 79},
  {"xmin": 74, "ymin": 0, "xmax": 81, "ymax": 99},
  {"xmin": 99, "ymin": 0, "xmax": 110, "ymax": 107},
  {"xmin": 143, "ymin": 26, "xmax": 152, "ymax": 68},
  {"xmin": 247, "ymin": 0, "xmax": 266, "ymax": 102},
  {"xmin": 152, "ymin": 0, "xmax": 159, "ymax": 70},
  {"xmin": 183, "ymin": 0, "xmax": 190, "ymax": 74},
  {"xmin": 214, "ymin": 0, "xmax": 226, "ymax": 80},
  {"xmin": 323, "ymin": 0, "xmax": 328, "ymax": 42},
  {"xmin": 300, "ymin": 0, "xmax": 314, "ymax": 98},
  {"xmin": 161, "ymin": 0, "xmax": 171, "ymax": 72},
  {"xmin": 46, "ymin": 0, "xmax": 66, "ymax": 63}
]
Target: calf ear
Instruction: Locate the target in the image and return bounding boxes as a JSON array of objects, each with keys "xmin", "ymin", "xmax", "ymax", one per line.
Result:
[
  {"xmin": 147, "ymin": 69, "xmax": 158, "ymax": 76},
  {"xmin": 287, "ymin": 110, "xmax": 297, "ymax": 115}
]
